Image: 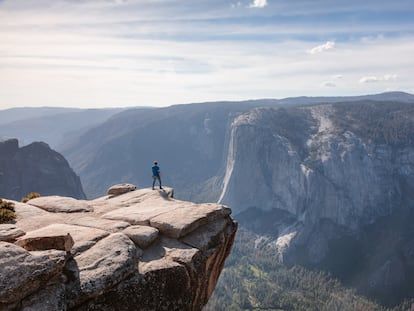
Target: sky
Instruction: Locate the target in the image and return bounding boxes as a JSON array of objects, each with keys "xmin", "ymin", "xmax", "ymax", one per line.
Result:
[{"xmin": 0, "ymin": 0, "xmax": 413, "ymax": 108}]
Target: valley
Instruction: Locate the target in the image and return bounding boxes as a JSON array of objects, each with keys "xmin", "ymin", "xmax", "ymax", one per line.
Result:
[{"xmin": 1, "ymin": 92, "xmax": 414, "ymax": 309}]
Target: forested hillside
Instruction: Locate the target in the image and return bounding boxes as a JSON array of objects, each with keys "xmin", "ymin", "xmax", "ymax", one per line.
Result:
[{"xmin": 206, "ymin": 229, "xmax": 414, "ymax": 311}]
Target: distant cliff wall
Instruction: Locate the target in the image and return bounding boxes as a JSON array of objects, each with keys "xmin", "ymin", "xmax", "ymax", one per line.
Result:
[
  {"xmin": 220, "ymin": 102, "xmax": 414, "ymax": 229},
  {"xmin": 218, "ymin": 102, "xmax": 414, "ymax": 305},
  {"xmin": 0, "ymin": 139, "xmax": 85, "ymax": 200}
]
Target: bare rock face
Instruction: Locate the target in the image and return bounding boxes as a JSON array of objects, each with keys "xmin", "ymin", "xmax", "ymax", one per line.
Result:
[
  {"xmin": 219, "ymin": 103, "xmax": 414, "ymax": 304},
  {"xmin": 0, "ymin": 242, "xmax": 67, "ymax": 307},
  {"xmin": 0, "ymin": 186, "xmax": 237, "ymax": 310},
  {"xmin": 0, "ymin": 139, "xmax": 86, "ymax": 201}
]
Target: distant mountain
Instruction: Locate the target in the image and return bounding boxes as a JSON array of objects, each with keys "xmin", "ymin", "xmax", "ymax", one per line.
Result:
[
  {"xmin": 0, "ymin": 108, "xmax": 125, "ymax": 149},
  {"xmin": 3, "ymin": 92, "xmax": 413, "ymax": 152},
  {"xmin": 0, "ymin": 139, "xmax": 85, "ymax": 200},
  {"xmin": 0, "ymin": 107, "xmax": 81, "ymax": 125},
  {"xmin": 61, "ymin": 92, "xmax": 414, "ymax": 200},
  {"xmin": 274, "ymin": 91, "xmax": 414, "ymax": 105}
]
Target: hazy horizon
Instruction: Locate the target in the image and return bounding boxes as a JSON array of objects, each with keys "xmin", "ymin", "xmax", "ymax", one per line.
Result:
[
  {"xmin": 0, "ymin": 90, "xmax": 413, "ymax": 111},
  {"xmin": 1, "ymin": 0, "xmax": 414, "ymax": 109}
]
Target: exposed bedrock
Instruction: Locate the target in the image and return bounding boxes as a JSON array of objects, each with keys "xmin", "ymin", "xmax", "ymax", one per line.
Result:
[
  {"xmin": 219, "ymin": 105, "xmax": 414, "ymax": 228},
  {"xmin": 0, "ymin": 186, "xmax": 237, "ymax": 311}
]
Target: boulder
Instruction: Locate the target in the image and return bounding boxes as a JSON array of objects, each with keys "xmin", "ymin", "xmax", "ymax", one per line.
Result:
[
  {"xmin": 0, "ymin": 242, "xmax": 67, "ymax": 306},
  {"xmin": 107, "ymin": 183, "xmax": 137, "ymax": 196},
  {"xmin": 27, "ymin": 196, "xmax": 93, "ymax": 213},
  {"xmin": 122, "ymin": 225, "xmax": 159, "ymax": 248},
  {"xmin": 16, "ymin": 233, "xmax": 74, "ymax": 252},
  {"xmin": 0, "ymin": 224, "xmax": 25, "ymax": 242}
]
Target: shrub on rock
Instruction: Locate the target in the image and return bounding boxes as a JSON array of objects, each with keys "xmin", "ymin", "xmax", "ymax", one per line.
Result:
[
  {"xmin": 0, "ymin": 199, "xmax": 16, "ymax": 223},
  {"xmin": 21, "ymin": 192, "xmax": 41, "ymax": 203}
]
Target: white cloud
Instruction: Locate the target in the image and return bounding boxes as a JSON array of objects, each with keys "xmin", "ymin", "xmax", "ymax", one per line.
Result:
[
  {"xmin": 249, "ymin": 0, "xmax": 268, "ymax": 8},
  {"xmin": 359, "ymin": 74, "xmax": 398, "ymax": 83},
  {"xmin": 383, "ymin": 74, "xmax": 398, "ymax": 81},
  {"xmin": 322, "ymin": 81, "xmax": 336, "ymax": 87},
  {"xmin": 333, "ymin": 74, "xmax": 343, "ymax": 79},
  {"xmin": 308, "ymin": 41, "xmax": 335, "ymax": 54},
  {"xmin": 359, "ymin": 76, "xmax": 379, "ymax": 83}
]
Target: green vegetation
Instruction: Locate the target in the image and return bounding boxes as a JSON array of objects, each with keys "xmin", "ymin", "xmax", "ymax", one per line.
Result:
[
  {"xmin": 21, "ymin": 192, "xmax": 41, "ymax": 203},
  {"xmin": 206, "ymin": 228, "xmax": 387, "ymax": 311},
  {"xmin": 332, "ymin": 101, "xmax": 414, "ymax": 146},
  {"xmin": 0, "ymin": 198, "xmax": 16, "ymax": 223}
]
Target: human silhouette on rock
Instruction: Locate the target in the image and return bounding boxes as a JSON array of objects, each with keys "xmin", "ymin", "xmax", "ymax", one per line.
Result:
[{"xmin": 152, "ymin": 161, "xmax": 163, "ymax": 190}]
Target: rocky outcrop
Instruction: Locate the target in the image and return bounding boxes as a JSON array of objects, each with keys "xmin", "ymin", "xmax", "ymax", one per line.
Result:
[
  {"xmin": 0, "ymin": 185, "xmax": 237, "ymax": 310},
  {"xmin": 0, "ymin": 139, "xmax": 85, "ymax": 201}
]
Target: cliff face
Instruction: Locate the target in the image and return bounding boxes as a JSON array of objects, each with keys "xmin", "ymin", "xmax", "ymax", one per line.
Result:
[
  {"xmin": 0, "ymin": 139, "xmax": 85, "ymax": 200},
  {"xmin": 0, "ymin": 185, "xmax": 237, "ymax": 310},
  {"xmin": 220, "ymin": 102, "xmax": 414, "ymax": 227},
  {"xmin": 218, "ymin": 101, "xmax": 414, "ymax": 304}
]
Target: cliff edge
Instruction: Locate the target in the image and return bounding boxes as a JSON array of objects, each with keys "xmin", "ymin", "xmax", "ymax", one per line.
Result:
[{"xmin": 0, "ymin": 184, "xmax": 237, "ymax": 310}]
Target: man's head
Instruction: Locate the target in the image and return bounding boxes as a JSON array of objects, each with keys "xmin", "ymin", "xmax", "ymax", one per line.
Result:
[{"xmin": 153, "ymin": 161, "xmax": 158, "ymax": 165}]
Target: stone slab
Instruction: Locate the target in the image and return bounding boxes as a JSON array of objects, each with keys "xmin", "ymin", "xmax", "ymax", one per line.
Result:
[
  {"xmin": 27, "ymin": 196, "xmax": 93, "ymax": 213},
  {"xmin": 150, "ymin": 204, "xmax": 231, "ymax": 238}
]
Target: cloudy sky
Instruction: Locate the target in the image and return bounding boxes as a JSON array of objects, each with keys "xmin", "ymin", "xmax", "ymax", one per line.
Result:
[{"xmin": 1, "ymin": 0, "xmax": 413, "ymax": 108}]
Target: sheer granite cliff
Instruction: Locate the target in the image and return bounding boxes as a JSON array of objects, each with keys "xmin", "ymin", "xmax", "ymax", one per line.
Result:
[
  {"xmin": 0, "ymin": 139, "xmax": 85, "ymax": 201},
  {"xmin": 220, "ymin": 102, "xmax": 414, "ymax": 228},
  {"xmin": 0, "ymin": 185, "xmax": 237, "ymax": 310},
  {"xmin": 218, "ymin": 101, "xmax": 414, "ymax": 305}
]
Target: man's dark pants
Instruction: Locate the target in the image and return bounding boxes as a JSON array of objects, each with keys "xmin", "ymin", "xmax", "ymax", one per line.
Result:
[{"xmin": 152, "ymin": 175, "xmax": 162, "ymax": 189}]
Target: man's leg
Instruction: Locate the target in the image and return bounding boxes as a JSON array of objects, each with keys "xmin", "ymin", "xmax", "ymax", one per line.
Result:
[
  {"xmin": 152, "ymin": 177, "xmax": 156, "ymax": 190},
  {"xmin": 158, "ymin": 176, "xmax": 163, "ymax": 189}
]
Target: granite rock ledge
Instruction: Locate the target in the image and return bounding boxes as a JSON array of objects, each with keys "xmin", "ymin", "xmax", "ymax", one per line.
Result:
[{"xmin": 0, "ymin": 186, "xmax": 237, "ymax": 311}]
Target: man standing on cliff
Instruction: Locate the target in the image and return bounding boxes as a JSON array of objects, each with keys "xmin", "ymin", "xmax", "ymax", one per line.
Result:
[{"xmin": 152, "ymin": 161, "xmax": 163, "ymax": 190}]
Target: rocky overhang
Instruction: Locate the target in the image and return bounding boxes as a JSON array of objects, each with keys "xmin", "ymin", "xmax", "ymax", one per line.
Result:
[{"xmin": 0, "ymin": 185, "xmax": 237, "ymax": 311}]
